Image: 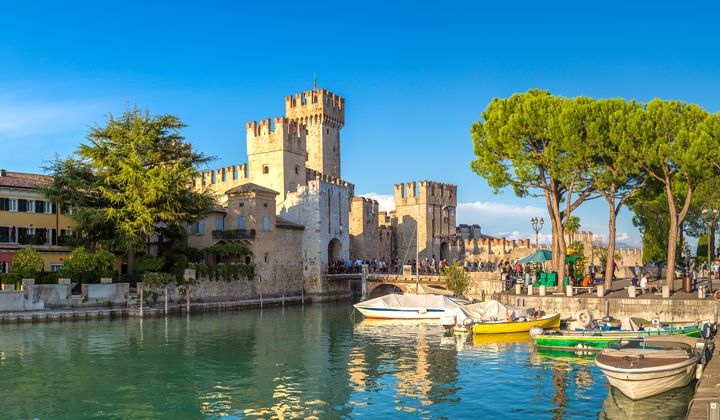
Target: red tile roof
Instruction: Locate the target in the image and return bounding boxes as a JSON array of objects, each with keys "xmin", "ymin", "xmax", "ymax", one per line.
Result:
[{"xmin": 0, "ymin": 171, "xmax": 52, "ymax": 190}]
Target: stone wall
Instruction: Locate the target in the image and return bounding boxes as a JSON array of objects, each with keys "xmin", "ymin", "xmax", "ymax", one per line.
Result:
[
  {"xmin": 78, "ymin": 283, "xmax": 130, "ymax": 306},
  {"xmin": 161, "ymin": 275, "xmax": 303, "ymax": 303},
  {"xmin": 281, "ymin": 174, "xmax": 351, "ymax": 297},
  {"xmin": 499, "ymin": 294, "xmax": 717, "ymax": 322},
  {"xmin": 0, "ymin": 291, "xmax": 43, "ymax": 311},
  {"xmin": 27, "ymin": 284, "xmax": 71, "ymax": 308},
  {"xmin": 349, "ymin": 197, "xmax": 380, "ymax": 259}
]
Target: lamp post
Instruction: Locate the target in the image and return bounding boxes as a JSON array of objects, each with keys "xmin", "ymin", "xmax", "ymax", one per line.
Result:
[{"xmin": 530, "ymin": 217, "xmax": 544, "ymax": 250}]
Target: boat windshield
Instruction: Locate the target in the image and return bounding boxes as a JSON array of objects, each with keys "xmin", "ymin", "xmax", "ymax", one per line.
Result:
[{"xmin": 606, "ymin": 339, "xmax": 693, "ymax": 353}]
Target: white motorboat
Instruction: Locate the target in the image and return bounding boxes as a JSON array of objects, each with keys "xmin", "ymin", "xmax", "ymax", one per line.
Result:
[
  {"xmin": 353, "ymin": 293, "xmax": 464, "ymax": 320},
  {"xmin": 594, "ymin": 336, "xmax": 705, "ymax": 400}
]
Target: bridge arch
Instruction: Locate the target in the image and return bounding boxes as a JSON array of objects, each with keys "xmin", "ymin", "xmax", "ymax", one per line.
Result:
[{"xmin": 368, "ymin": 283, "xmax": 405, "ymax": 298}]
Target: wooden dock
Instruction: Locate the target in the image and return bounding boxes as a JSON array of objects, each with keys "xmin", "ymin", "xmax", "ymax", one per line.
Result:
[{"xmin": 688, "ymin": 339, "xmax": 720, "ymax": 419}]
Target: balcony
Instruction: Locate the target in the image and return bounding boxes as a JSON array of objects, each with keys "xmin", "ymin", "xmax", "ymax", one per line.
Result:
[{"xmin": 212, "ymin": 229, "xmax": 255, "ymax": 241}]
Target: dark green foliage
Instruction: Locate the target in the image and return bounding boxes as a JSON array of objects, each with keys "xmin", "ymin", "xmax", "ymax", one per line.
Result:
[
  {"xmin": 204, "ymin": 243, "xmax": 252, "ymax": 257},
  {"xmin": 44, "ymin": 106, "xmax": 216, "ymax": 268},
  {"xmin": 134, "ymin": 255, "xmax": 165, "ymax": 275}
]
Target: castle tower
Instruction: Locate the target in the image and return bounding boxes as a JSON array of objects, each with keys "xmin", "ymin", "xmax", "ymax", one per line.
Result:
[
  {"xmin": 393, "ymin": 181, "xmax": 457, "ymax": 261},
  {"xmin": 246, "ymin": 117, "xmax": 307, "ymax": 200},
  {"xmin": 285, "ymin": 89, "xmax": 345, "ymax": 178}
]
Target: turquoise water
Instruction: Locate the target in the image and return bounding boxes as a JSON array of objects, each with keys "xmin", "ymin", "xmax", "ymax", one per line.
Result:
[{"xmin": 0, "ymin": 304, "xmax": 693, "ymax": 419}]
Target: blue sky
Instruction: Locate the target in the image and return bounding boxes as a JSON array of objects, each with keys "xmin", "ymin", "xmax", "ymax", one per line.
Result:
[{"xmin": 1, "ymin": 1, "xmax": 719, "ymax": 247}]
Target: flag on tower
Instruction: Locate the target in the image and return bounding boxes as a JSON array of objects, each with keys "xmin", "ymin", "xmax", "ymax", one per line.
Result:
[{"xmin": 314, "ymin": 73, "xmax": 317, "ymax": 90}]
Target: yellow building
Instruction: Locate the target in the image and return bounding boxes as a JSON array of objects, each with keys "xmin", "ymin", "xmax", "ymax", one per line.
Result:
[{"xmin": 0, "ymin": 170, "xmax": 76, "ymax": 272}]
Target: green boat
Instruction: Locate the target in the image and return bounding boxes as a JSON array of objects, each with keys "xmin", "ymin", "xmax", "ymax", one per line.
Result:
[{"xmin": 533, "ymin": 324, "xmax": 703, "ymax": 351}]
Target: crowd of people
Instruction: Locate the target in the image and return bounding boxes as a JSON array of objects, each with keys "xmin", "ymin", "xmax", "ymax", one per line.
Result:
[{"xmin": 327, "ymin": 256, "xmax": 454, "ymax": 275}]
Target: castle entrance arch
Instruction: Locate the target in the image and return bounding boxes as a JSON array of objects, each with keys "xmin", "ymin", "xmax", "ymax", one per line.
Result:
[
  {"xmin": 440, "ymin": 241, "xmax": 449, "ymax": 261},
  {"xmin": 328, "ymin": 238, "xmax": 343, "ymax": 264}
]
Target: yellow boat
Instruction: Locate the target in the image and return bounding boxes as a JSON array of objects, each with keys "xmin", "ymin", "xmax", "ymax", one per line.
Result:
[{"xmin": 472, "ymin": 313, "xmax": 561, "ymax": 334}]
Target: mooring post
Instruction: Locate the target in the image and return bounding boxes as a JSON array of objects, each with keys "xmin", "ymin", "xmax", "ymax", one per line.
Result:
[{"xmin": 361, "ymin": 264, "xmax": 369, "ymax": 300}]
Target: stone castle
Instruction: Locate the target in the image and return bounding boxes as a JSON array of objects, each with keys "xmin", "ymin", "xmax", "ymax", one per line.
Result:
[{"xmin": 187, "ymin": 86, "xmax": 642, "ymax": 298}]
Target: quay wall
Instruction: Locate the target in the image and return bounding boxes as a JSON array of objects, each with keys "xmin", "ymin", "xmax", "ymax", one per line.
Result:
[
  {"xmin": 499, "ymin": 294, "xmax": 718, "ymax": 322},
  {"xmin": 80, "ymin": 283, "xmax": 130, "ymax": 306},
  {"xmin": 28, "ymin": 284, "xmax": 71, "ymax": 308},
  {"xmin": 0, "ymin": 291, "xmax": 43, "ymax": 311}
]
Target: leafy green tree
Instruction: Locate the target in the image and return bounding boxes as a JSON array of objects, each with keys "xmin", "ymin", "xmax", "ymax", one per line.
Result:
[
  {"xmin": 63, "ymin": 247, "xmax": 97, "ymax": 273},
  {"xmin": 564, "ymin": 216, "xmax": 581, "ymax": 244},
  {"xmin": 11, "ymin": 248, "xmax": 44, "ymax": 277},
  {"xmin": 697, "ymin": 232, "xmax": 709, "ymax": 263},
  {"xmin": 45, "ymin": 107, "xmax": 215, "ymax": 272},
  {"xmin": 94, "ymin": 249, "xmax": 116, "ymax": 272},
  {"xmin": 631, "ymin": 101, "xmax": 716, "ymax": 289},
  {"xmin": 443, "ymin": 263, "xmax": 470, "ymax": 296},
  {"xmin": 471, "ymin": 90, "xmax": 595, "ymax": 289},
  {"xmin": 571, "ymin": 98, "xmax": 646, "ymax": 290}
]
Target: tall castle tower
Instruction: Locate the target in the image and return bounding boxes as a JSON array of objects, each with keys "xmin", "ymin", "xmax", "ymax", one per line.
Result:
[
  {"xmin": 246, "ymin": 117, "xmax": 307, "ymax": 200},
  {"xmin": 285, "ymin": 89, "xmax": 345, "ymax": 178}
]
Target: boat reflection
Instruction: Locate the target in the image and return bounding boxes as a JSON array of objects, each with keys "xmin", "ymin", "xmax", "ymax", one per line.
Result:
[
  {"xmin": 599, "ymin": 383, "xmax": 695, "ymax": 419},
  {"xmin": 533, "ymin": 348, "xmax": 596, "ymax": 365},
  {"xmin": 471, "ymin": 332, "xmax": 532, "ymax": 346},
  {"xmin": 351, "ymin": 318, "xmax": 460, "ymax": 412}
]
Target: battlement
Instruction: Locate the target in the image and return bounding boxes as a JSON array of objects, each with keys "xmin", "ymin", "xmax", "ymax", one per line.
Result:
[
  {"xmin": 393, "ymin": 180, "xmax": 458, "ymax": 206},
  {"xmin": 193, "ymin": 164, "xmax": 248, "ymax": 191},
  {"xmin": 306, "ymin": 168, "xmax": 354, "ymax": 192},
  {"xmin": 285, "ymin": 89, "xmax": 345, "ymax": 126},
  {"xmin": 351, "ymin": 196, "xmax": 379, "ymax": 206},
  {"xmin": 246, "ymin": 117, "xmax": 306, "ymax": 155}
]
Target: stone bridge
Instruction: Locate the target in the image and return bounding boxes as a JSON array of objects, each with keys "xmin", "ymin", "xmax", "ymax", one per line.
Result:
[{"xmin": 325, "ymin": 271, "xmax": 507, "ymax": 299}]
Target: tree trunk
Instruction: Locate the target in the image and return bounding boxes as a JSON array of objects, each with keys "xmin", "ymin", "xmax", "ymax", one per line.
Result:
[
  {"xmin": 605, "ymin": 205, "xmax": 617, "ymax": 292},
  {"xmin": 666, "ymin": 201, "xmax": 678, "ymax": 292},
  {"xmin": 164, "ymin": 285, "xmax": 168, "ymax": 315},
  {"xmin": 549, "ymin": 203, "xmax": 567, "ymax": 293},
  {"xmin": 127, "ymin": 248, "xmax": 136, "ymax": 275},
  {"xmin": 710, "ymin": 222, "xmax": 716, "ymax": 262}
]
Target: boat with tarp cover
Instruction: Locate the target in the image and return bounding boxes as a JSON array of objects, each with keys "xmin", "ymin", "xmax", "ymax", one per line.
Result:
[{"xmin": 353, "ymin": 294, "xmax": 465, "ymax": 320}]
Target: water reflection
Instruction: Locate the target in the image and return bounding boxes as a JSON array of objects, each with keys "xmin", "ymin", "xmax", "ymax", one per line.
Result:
[
  {"xmin": 0, "ymin": 304, "xmax": 697, "ymax": 418},
  {"xmin": 599, "ymin": 383, "xmax": 695, "ymax": 420}
]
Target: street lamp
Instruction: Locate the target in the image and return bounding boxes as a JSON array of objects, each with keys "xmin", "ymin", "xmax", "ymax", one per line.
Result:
[{"xmin": 530, "ymin": 217, "xmax": 544, "ymax": 250}]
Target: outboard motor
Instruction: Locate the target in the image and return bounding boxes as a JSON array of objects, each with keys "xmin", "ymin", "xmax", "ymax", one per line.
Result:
[
  {"xmin": 529, "ymin": 326, "xmax": 545, "ymax": 339},
  {"xmin": 701, "ymin": 322, "xmax": 713, "ymax": 339}
]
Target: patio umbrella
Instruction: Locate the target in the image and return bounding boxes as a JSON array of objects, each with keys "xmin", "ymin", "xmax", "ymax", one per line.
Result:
[{"xmin": 517, "ymin": 249, "xmax": 553, "ymax": 264}]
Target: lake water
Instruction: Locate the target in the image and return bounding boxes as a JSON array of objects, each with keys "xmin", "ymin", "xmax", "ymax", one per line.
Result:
[{"xmin": 0, "ymin": 303, "xmax": 693, "ymax": 419}]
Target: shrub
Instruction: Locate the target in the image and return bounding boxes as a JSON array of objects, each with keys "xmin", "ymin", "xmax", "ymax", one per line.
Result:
[
  {"xmin": 443, "ymin": 262, "xmax": 470, "ymax": 296},
  {"xmin": 11, "ymin": 248, "xmax": 44, "ymax": 277},
  {"xmin": 142, "ymin": 272, "xmax": 175, "ymax": 287},
  {"xmin": 135, "ymin": 255, "xmax": 165, "ymax": 275},
  {"xmin": 167, "ymin": 254, "xmax": 188, "ymax": 282},
  {"xmin": 63, "ymin": 247, "xmax": 96, "ymax": 273},
  {"xmin": 192, "ymin": 262, "xmax": 209, "ymax": 278},
  {"xmin": 95, "ymin": 249, "xmax": 116, "ymax": 271}
]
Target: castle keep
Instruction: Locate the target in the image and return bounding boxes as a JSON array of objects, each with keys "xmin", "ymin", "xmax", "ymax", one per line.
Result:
[
  {"xmin": 190, "ymin": 88, "xmax": 353, "ymax": 299},
  {"xmin": 188, "ymin": 86, "xmax": 642, "ymax": 298}
]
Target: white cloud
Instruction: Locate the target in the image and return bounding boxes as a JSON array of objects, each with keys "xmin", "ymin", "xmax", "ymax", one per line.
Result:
[
  {"xmin": 358, "ymin": 195, "xmax": 643, "ymax": 248},
  {"xmin": 359, "ymin": 193, "xmax": 396, "ymax": 212},
  {"xmin": 491, "ymin": 230, "xmax": 552, "ymax": 244},
  {"xmin": 456, "ymin": 201, "xmax": 548, "ymax": 230}
]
